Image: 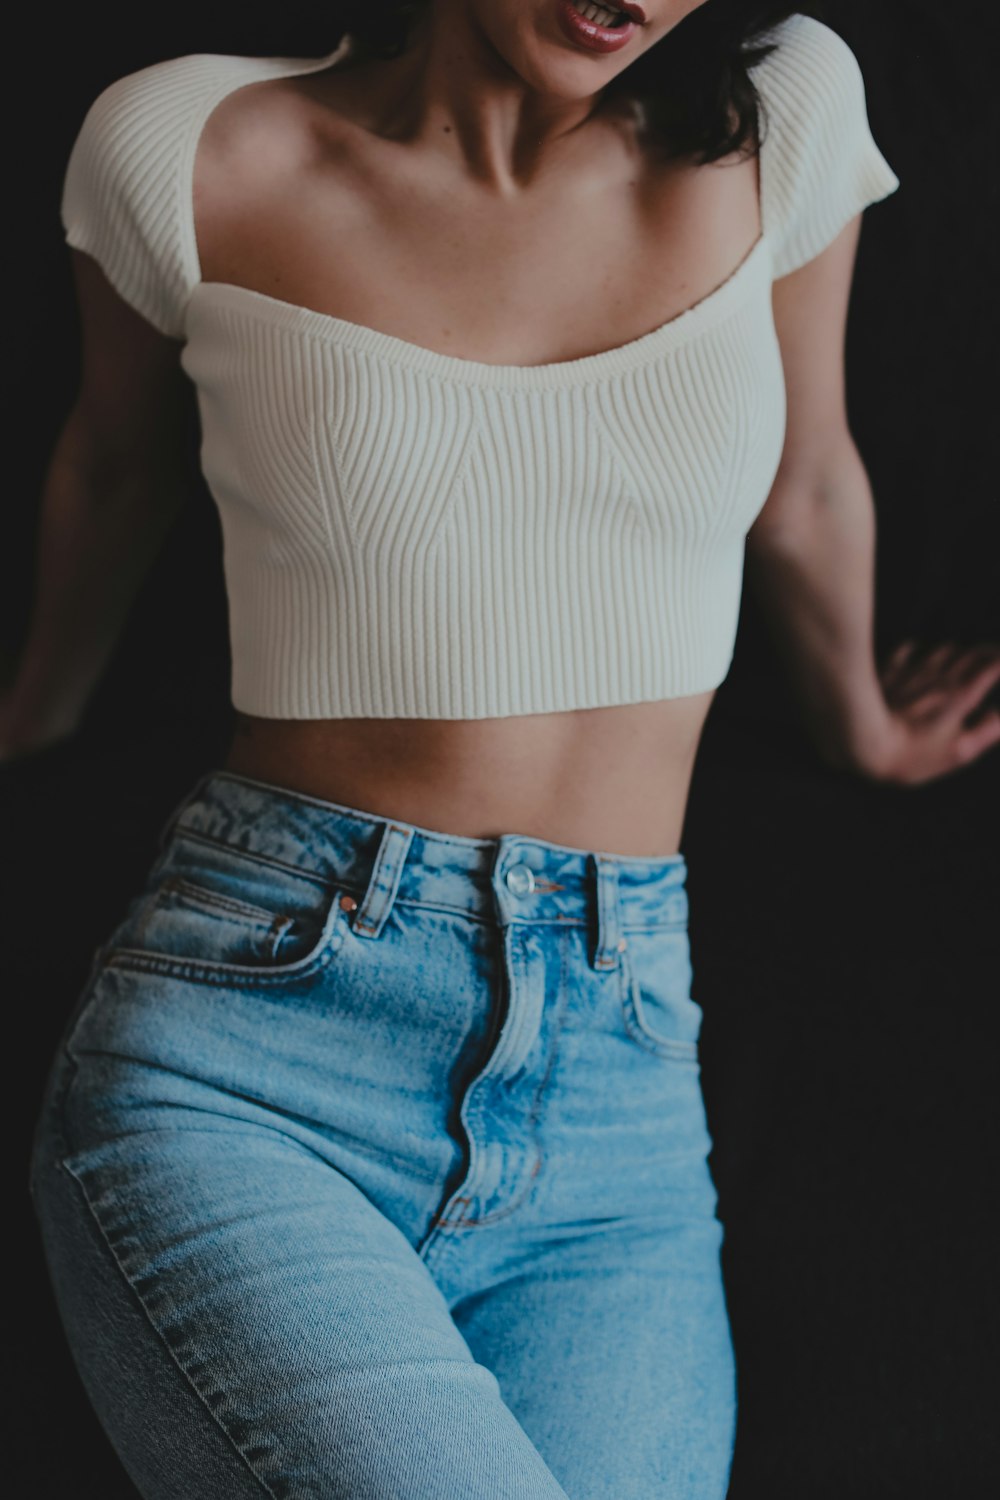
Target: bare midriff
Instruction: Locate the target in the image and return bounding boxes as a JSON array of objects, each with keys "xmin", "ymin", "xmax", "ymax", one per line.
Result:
[
  {"xmin": 203, "ymin": 21, "xmax": 758, "ymax": 859},
  {"xmin": 221, "ymin": 693, "xmax": 716, "ymax": 858}
]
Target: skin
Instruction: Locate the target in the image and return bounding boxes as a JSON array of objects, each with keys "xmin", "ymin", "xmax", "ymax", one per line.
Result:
[
  {"xmin": 200, "ymin": 0, "xmax": 750, "ymax": 854},
  {"xmin": 3, "ymin": 0, "xmax": 999, "ymax": 847}
]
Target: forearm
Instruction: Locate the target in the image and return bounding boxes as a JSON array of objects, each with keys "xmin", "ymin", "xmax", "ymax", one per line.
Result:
[
  {"xmin": 9, "ymin": 408, "xmax": 188, "ymax": 730},
  {"xmin": 744, "ymin": 443, "xmax": 892, "ymax": 771}
]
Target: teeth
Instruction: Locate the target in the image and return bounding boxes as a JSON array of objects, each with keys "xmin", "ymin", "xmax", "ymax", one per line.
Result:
[{"xmin": 571, "ymin": 0, "xmax": 626, "ymax": 27}]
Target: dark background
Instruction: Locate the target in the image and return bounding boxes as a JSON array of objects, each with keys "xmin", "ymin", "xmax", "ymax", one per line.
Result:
[{"xmin": 6, "ymin": 3, "xmax": 999, "ymax": 1496}]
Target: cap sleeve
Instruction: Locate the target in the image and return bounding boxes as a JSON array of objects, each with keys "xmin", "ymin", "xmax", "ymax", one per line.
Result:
[
  {"xmin": 751, "ymin": 15, "xmax": 901, "ymax": 280},
  {"xmin": 60, "ymin": 56, "xmax": 224, "ymax": 340}
]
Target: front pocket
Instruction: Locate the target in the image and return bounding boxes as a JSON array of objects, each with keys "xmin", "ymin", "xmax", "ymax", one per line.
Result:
[
  {"xmin": 135, "ymin": 875, "xmax": 301, "ymax": 964},
  {"xmin": 103, "ymin": 843, "xmax": 357, "ymax": 989},
  {"xmin": 619, "ymin": 924, "xmax": 701, "ymax": 1062}
]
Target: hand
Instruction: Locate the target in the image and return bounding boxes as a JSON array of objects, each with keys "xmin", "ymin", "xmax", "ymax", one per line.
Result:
[{"xmin": 855, "ymin": 640, "xmax": 1000, "ymax": 785}]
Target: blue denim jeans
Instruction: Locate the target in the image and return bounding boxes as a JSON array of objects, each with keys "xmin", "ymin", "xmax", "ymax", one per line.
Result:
[{"xmin": 31, "ymin": 769, "xmax": 736, "ymax": 1498}]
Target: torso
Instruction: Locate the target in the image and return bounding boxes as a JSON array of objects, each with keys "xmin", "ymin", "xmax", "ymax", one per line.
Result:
[{"xmin": 199, "ymin": 45, "xmax": 762, "ymax": 857}]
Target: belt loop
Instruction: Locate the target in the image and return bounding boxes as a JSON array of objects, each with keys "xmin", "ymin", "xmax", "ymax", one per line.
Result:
[
  {"xmin": 590, "ymin": 854, "xmax": 623, "ymax": 971},
  {"xmin": 351, "ymin": 822, "xmax": 415, "ymax": 940}
]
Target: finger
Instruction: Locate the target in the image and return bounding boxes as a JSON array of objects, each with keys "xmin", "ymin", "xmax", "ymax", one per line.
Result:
[
  {"xmin": 918, "ymin": 642, "xmax": 968, "ymax": 680},
  {"xmin": 946, "ymin": 657, "xmax": 1000, "ymax": 721},
  {"xmin": 915, "ymin": 648, "xmax": 1000, "ymax": 707},
  {"xmin": 955, "ymin": 708, "xmax": 1000, "ymax": 766},
  {"xmin": 894, "ymin": 644, "xmax": 998, "ymax": 706},
  {"xmin": 885, "ymin": 639, "xmax": 918, "ymax": 669},
  {"xmin": 925, "ymin": 641, "xmax": 960, "ymax": 664},
  {"xmin": 886, "ymin": 641, "xmax": 960, "ymax": 694},
  {"xmin": 881, "ymin": 639, "xmax": 920, "ymax": 685},
  {"xmin": 952, "ymin": 645, "xmax": 1000, "ymax": 687},
  {"xmin": 885, "ymin": 675, "xmax": 957, "ymax": 713}
]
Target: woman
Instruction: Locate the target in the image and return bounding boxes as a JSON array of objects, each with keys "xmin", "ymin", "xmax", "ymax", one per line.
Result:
[{"xmin": 13, "ymin": 2, "xmax": 1000, "ymax": 1496}]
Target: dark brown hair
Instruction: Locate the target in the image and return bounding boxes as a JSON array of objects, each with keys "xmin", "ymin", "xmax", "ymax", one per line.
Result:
[{"xmin": 331, "ymin": 1, "xmax": 830, "ymax": 163}]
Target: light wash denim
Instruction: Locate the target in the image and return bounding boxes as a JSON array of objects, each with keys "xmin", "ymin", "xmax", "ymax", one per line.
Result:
[{"xmin": 31, "ymin": 768, "xmax": 736, "ymax": 1498}]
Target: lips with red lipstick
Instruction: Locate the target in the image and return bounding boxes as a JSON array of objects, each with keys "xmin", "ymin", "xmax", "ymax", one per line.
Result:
[{"xmin": 555, "ymin": 0, "xmax": 648, "ymax": 56}]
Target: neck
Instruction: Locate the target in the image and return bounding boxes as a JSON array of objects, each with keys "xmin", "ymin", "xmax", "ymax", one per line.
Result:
[{"xmin": 361, "ymin": 0, "xmax": 608, "ymax": 192}]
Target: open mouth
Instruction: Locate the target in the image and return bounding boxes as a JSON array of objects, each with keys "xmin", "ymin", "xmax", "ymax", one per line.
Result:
[
  {"xmin": 554, "ymin": 0, "xmax": 645, "ymax": 54},
  {"xmin": 570, "ymin": 2, "xmax": 632, "ymax": 27}
]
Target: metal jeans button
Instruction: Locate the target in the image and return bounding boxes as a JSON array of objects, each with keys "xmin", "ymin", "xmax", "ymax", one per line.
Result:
[{"xmin": 505, "ymin": 862, "xmax": 536, "ymax": 897}]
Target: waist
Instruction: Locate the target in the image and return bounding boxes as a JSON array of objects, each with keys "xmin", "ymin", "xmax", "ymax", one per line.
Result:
[
  {"xmin": 220, "ymin": 696, "xmax": 714, "ymax": 858},
  {"xmin": 159, "ymin": 768, "xmax": 691, "ymax": 936}
]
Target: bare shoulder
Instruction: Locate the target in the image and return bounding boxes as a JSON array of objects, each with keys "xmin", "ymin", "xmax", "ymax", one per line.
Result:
[
  {"xmin": 198, "ymin": 45, "xmax": 389, "ymax": 180},
  {"xmin": 195, "ymin": 70, "xmax": 342, "ymax": 199},
  {"xmin": 193, "ymin": 58, "xmax": 373, "ymax": 281}
]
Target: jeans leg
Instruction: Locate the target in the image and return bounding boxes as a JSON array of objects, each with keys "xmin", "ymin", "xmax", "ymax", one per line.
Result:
[
  {"xmin": 450, "ymin": 1218, "xmax": 737, "ymax": 1500},
  {"xmin": 33, "ymin": 1110, "xmax": 571, "ymax": 1500},
  {"xmin": 34, "ymin": 1149, "xmax": 265, "ymax": 1498}
]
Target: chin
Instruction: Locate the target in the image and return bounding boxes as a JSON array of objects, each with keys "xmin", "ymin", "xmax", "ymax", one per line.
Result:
[{"xmin": 478, "ymin": 1, "xmax": 648, "ymax": 100}]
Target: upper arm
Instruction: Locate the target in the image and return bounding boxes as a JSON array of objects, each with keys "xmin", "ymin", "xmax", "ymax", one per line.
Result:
[
  {"xmin": 756, "ymin": 211, "xmax": 863, "ymax": 514},
  {"xmin": 65, "ymin": 247, "xmax": 193, "ymax": 485},
  {"xmin": 57, "ymin": 57, "xmax": 210, "ymax": 481}
]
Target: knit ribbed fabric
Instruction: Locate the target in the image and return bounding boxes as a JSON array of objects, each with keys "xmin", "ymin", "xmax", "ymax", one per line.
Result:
[{"xmin": 61, "ymin": 16, "xmax": 900, "ymax": 720}]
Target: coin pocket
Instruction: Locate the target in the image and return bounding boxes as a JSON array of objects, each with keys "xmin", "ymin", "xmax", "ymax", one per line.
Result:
[{"xmin": 141, "ymin": 875, "xmax": 299, "ymax": 963}]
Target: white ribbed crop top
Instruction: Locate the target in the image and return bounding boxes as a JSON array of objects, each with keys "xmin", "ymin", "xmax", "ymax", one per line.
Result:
[{"xmin": 61, "ymin": 15, "xmax": 900, "ymax": 720}]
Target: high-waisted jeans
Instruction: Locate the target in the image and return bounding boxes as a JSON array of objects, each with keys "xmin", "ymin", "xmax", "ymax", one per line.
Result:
[{"xmin": 30, "ymin": 769, "xmax": 736, "ymax": 1499}]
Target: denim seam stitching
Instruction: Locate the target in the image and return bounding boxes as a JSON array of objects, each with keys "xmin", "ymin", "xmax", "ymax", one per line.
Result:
[
  {"xmin": 163, "ymin": 875, "xmax": 294, "ymax": 929},
  {"xmin": 102, "ymin": 943, "xmax": 338, "ymax": 989},
  {"xmin": 162, "ymin": 830, "xmax": 686, "ymax": 931},
  {"xmin": 430, "ymin": 928, "xmax": 567, "ymax": 1230},
  {"xmin": 102, "ymin": 898, "xmax": 348, "ymax": 989},
  {"xmin": 130, "ymin": 904, "xmax": 295, "ymax": 968},
  {"xmin": 57, "ymin": 1161, "xmax": 279, "ymax": 1500},
  {"xmin": 169, "ymin": 827, "xmax": 338, "ymax": 884}
]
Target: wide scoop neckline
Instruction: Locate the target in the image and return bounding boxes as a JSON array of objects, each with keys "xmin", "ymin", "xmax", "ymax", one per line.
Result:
[
  {"xmin": 188, "ymin": 231, "xmax": 772, "ymax": 388},
  {"xmin": 184, "ymin": 35, "xmax": 774, "ymax": 388}
]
